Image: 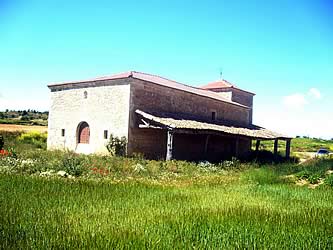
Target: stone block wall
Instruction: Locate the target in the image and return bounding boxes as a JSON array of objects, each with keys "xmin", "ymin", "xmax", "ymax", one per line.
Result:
[
  {"xmin": 231, "ymin": 89, "xmax": 254, "ymax": 124},
  {"xmin": 127, "ymin": 79, "xmax": 252, "ymax": 158},
  {"xmin": 129, "ymin": 79, "xmax": 250, "ymax": 125},
  {"xmin": 47, "ymin": 80, "xmax": 130, "ymax": 154},
  {"xmin": 231, "ymin": 89, "xmax": 253, "ymax": 108},
  {"xmin": 203, "ymin": 87, "xmax": 254, "ymax": 124},
  {"xmin": 128, "ymin": 128, "xmax": 166, "ymax": 159}
]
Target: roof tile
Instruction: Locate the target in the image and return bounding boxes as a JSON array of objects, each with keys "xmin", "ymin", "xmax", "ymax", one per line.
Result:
[
  {"xmin": 136, "ymin": 109, "xmax": 291, "ymax": 140},
  {"xmin": 200, "ymin": 80, "xmax": 236, "ymax": 89}
]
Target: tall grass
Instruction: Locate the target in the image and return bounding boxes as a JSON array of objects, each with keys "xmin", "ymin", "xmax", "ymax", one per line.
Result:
[
  {"xmin": 0, "ymin": 174, "xmax": 332, "ymax": 249},
  {"xmin": 0, "ymin": 131, "xmax": 332, "ymax": 248}
]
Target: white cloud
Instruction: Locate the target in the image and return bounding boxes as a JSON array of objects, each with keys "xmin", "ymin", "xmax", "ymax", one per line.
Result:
[
  {"xmin": 254, "ymin": 105, "xmax": 333, "ymax": 140},
  {"xmin": 282, "ymin": 93, "xmax": 307, "ymax": 110},
  {"xmin": 282, "ymin": 87, "xmax": 322, "ymax": 110},
  {"xmin": 308, "ymin": 88, "xmax": 321, "ymax": 99},
  {"xmin": 256, "ymin": 86, "xmax": 329, "ymax": 139}
]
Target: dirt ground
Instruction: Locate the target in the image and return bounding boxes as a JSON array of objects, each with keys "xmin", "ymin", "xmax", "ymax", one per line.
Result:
[
  {"xmin": 294, "ymin": 152, "xmax": 316, "ymax": 163},
  {"xmin": 0, "ymin": 124, "xmax": 47, "ymax": 133}
]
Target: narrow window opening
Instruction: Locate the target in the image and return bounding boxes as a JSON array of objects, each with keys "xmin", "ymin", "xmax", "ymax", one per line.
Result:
[
  {"xmin": 104, "ymin": 130, "xmax": 108, "ymax": 139},
  {"xmin": 211, "ymin": 111, "xmax": 216, "ymax": 121},
  {"xmin": 61, "ymin": 129, "xmax": 65, "ymax": 137},
  {"xmin": 84, "ymin": 91, "xmax": 88, "ymax": 99}
]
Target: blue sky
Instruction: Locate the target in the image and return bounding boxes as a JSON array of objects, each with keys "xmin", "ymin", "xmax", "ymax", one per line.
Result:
[{"xmin": 0, "ymin": 0, "xmax": 332, "ymax": 138}]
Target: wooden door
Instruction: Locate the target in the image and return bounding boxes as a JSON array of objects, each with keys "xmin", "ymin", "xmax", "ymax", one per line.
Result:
[{"xmin": 78, "ymin": 122, "xmax": 90, "ymax": 144}]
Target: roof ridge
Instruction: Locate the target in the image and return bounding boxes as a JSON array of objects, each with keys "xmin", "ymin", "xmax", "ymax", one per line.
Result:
[
  {"xmin": 132, "ymin": 71, "xmax": 188, "ymax": 86},
  {"xmin": 200, "ymin": 79, "xmax": 239, "ymax": 89},
  {"xmin": 213, "ymin": 79, "xmax": 234, "ymax": 86},
  {"xmin": 130, "ymin": 71, "xmax": 249, "ymax": 107},
  {"xmin": 48, "ymin": 70, "xmax": 252, "ymax": 107},
  {"xmin": 132, "ymin": 71, "xmax": 218, "ymax": 92},
  {"xmin": 94, "ymin": 70, "xmax": 132, "ymax": 79}
]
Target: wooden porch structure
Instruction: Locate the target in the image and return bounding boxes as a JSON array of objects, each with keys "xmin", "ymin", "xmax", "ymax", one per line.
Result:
[
  {"xmin": 165, "ymin": 131, "xmax": 292, "ymax": 161},
  {"xmin": 255, "ymin": 138, "xmax": 292, "ymax": 160},
  {"xmin": 136, "ymin": 109, "xmax": 292, "ymax": 161}
]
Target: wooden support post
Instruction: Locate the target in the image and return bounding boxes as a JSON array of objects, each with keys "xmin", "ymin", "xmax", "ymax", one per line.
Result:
[
  {"xmin": 204, "ymin": 135, "xmax": 210, "ymax": 156},
  {"xmin": 166, "ymin": 130, "xmax": 174, "ymax": 161},
  {"xmin": 285, "ymin": 139, "xmax": 291, "ymax": 159},
  {"xmin": 274, "ymin": 139, "xmax": 278, "ymax": 161},
  {"xmin": 235, "ymin": 138, "xmax": 239, "ymax": 158},
  {"xmin": 255, "ymin": 140, "xmax": 261, "ymax": 152}
]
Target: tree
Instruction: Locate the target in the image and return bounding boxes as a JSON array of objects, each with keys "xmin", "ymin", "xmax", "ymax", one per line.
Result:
[{"xmin": 21, "ymin": 115, "xmax": 30, "ymax": 121}]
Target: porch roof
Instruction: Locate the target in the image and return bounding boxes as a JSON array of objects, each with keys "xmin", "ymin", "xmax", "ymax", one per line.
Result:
[{"xmin": 135, "ymin": 109, "xmax": 292, "ymax": 140}]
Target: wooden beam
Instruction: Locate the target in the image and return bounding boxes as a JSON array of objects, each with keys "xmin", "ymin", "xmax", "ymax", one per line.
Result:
[
  {"xmin": 255, "ymin": 140, "xmax": 261, "ymax": 152},
  {"xmin": 286, "ymin": 139, "xmax": 291, "ymax": 159},
  {"xmin": 172, "ymin": 128, "xmax": 256, "ymax": 141},
  {"xmin": 274, "ymin": 139, "xmax": 278, "ymax": 161},
  {"xmin": 204, "ymin": 135, "xmax": 211, "ymax": 155},
  {"xmin": 235, "ymin": 138, "xmax": 239, "ymax": 158},
  {"xmin": 141, "ymin": 119, "xmax": 149, "ymax": 126},
  {"xmin": 139, "ymin": 124, "xmax": 163, "ymax": 129},
  {"xmin": 166, "ymin": 130, "xmax": 174, "ymax": 161}
]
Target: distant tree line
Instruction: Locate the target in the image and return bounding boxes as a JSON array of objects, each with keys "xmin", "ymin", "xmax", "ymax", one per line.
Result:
[{"xmin": 0, "ymin": 110, "xmax": 48, "ymax": 125}]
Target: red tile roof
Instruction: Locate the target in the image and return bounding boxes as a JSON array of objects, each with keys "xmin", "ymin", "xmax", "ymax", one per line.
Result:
[
  {"xmin": 48, "ymin": 71, "xmax": 251, "ymax": 108},
  {"xmin": 200, "ymin": 79, "xmax": 255, "ymax": 95},
  {"xmin": 200, "ymin": 80, "xmax": 237, "ymax": 89}
]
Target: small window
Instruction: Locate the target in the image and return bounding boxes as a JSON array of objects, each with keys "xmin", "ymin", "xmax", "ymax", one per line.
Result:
[
  {"xmin": 211, "ymin": 111, "xmax": 216, "ymax": 121},
  {"xmin": 104, "ymin": 130, "xmax": 108, "ymax": 139},
  {"xmin": 84, "ymin": 91, "xmax": 88, "ymax": 99},
  {"xmin": 61, "ymin": 129, "xmax": 65, "ymax": 137}
]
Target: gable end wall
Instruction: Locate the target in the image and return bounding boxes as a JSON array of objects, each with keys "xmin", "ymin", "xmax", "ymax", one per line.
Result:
[{"xmin": 47, "ymin": 79, "xmax": 130, "ymax": 154}]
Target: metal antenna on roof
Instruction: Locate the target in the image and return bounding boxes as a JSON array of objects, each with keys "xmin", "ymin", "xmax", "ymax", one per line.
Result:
[{"xmin": 219, "ymin": 68, "xmax": 223, "ymax": 80}]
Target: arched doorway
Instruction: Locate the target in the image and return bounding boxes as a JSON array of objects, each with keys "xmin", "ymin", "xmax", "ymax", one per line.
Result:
[{"xmin": 77, "ymin": 122, "xmax": 90, "ymax": 144}]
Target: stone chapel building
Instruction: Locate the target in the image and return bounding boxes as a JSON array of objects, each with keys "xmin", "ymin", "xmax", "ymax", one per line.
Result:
[{"xmin": 47, "ymin": 71, "xmax": 291, "ymax": 161}]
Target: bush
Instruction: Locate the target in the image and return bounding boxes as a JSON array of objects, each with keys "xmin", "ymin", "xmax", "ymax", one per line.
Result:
[
  {"xmin": 20, "ymin": 115, "xmax": 30, "ymax": 121},
  {"xmin": 220, "ymin": 157, "xmax": 242, "ymax": 170},
  {"xmin": 17, "ymin": 131, "xmax": 47, "ymax": 149},
  {"xmin": 106, "ymin": 134, "xmax": 127, "ymax": 157},
  {"xmin": 61, "ymin": 152, "xmax": 86, "ymax": 177},
  {"xmin": 248, "ymin": 150, "xmax": 299, "ymax": 164},
  {"xmin": 308, "ymin": 174, "xmax": 320, "ymax": 184},
  {"xmin": 295, "ymin": 170, "xmax": 311, "ymax": 180}
]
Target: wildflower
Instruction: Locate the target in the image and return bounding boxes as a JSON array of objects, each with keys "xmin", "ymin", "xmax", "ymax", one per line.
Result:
[{"xmin": 0, "ymin": 149, "xmax": 10, "ymax": 157}]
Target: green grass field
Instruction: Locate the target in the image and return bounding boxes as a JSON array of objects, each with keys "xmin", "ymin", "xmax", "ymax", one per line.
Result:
[
  {"xmin": 1, "ymin": 173, "xmax": 332, "ymax": 249},
  {"xmin": 0, "ymin": 131, "xmax": 332, "ymax": 248},
  {"xmin": 255, "ymin": 137, "xmax": 333, "ymax": 153}
]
